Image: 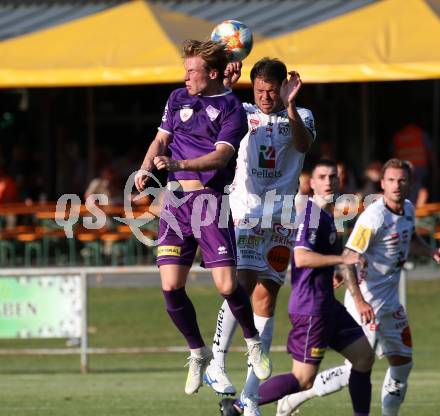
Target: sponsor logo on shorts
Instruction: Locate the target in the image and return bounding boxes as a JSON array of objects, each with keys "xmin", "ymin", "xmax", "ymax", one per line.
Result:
[
  {"xmin": 218, "ymin": 246, "xmax": 228, "ymax": 255},
  {"xmin": 401, "ymin": 326, "xmax": 412, "ymax": 347},
  {"xmin": 392, "ymin": 306, "xmax": 406, "ymax": 320},
  {"xmin": 157, "ymin": 246, "xmax": 181, "ymax": 257},
  {"xmin": 267, "ymin": 246, "xmax": 290, "ymax": 272},
  {"xmin": 310, "ymin": 347, "xmax": 326, "ymax": 358}
]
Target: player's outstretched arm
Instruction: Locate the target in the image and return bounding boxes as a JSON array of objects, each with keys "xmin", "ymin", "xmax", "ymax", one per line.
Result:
[
  {"xmin": 294, "ymin": 248, "xmax": 345, "ymax": 268},
  {"xmin": 340, "ymin": 248, "xmax": 375, "ymax": 324},
  {"xmin": 135, "ymin": 130, "xmax": 171, "ymax": 192},
  {"xmin": 154, "ymin": 143, "xmax": 235, "ymax": 173},
  {"xmin": 281, "ymin": 71, "xmax": 313, "ymax": 153}
]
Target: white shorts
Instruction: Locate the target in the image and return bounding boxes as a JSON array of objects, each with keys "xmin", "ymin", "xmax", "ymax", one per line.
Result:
[
  {"xmin": 234, "ymin": 219, "xmax": 294, "ymax": 285},
  {"xmin": 345, "ymin": 292, "xmax": 412, "ymax": 359}
]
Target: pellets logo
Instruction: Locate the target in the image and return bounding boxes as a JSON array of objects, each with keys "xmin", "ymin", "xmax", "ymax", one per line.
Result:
[{"xmin": 258, "ymin": 145, "xmax": 276, "ymax": 168}]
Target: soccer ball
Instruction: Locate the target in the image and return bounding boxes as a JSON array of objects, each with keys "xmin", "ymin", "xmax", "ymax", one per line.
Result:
[{"xmin": 211, "ymin": 20, "xmax": 253, "ymax": 61}]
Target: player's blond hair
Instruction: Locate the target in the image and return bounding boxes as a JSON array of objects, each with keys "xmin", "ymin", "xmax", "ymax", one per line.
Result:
[
  {"xmin": 381, "ymin": 158, "xmax": 413, "ymax": 182},
  {"xmin": 182, "ymin": 39, "xmax": 229, "ymax": 81}
]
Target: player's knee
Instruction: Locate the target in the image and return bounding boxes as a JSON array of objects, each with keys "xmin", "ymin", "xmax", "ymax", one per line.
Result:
[
  {"xmin": 216, "ymin": 280, "xmax": 236, "ymax": 295},
  {"xmin": 352, "ymin": 348, "xmax": 375, "ymax": 372},
  {"xmin": 252, "ymin": 295, "xmax": 276, "ymax": 317},
  {"xmin": 295, "ymin": 373, "xmax": 316, "ymax": 391}
]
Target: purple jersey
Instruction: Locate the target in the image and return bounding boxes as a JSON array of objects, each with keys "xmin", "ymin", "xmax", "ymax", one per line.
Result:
[
  {"xmin": 159, "ymin": 88, "xmax": 247, "ymax": 192},
  {"xmin": 289, "ymin": 199, "xmax": 340, "ymax": 315}
]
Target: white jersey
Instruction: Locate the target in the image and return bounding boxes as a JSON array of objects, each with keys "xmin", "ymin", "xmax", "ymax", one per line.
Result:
[
  {"xmin": 229, "ymin": 103, "xmax": 316, "ymax": 220},
  {"xmin": 345, "ymin": 197, "xmax": 415, "ymax": 312}
]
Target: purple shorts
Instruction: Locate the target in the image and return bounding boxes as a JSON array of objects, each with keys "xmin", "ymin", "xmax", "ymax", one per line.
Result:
[
  {"xmin": 287, "ymin": 301, "xmax": 364, "ymax": 364},
  {"xmin": 156, "ymin": 188, "xmax": 236, "ymax": 268}
]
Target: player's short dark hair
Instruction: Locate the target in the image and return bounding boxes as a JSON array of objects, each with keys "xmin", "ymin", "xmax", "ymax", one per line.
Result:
[
  {"xmin": 311, "ymin": 159, "xmax": 338, "ymax": 175},
  {"xmin": 182, "ymin": 39, "xmax": 229, "ymax": 81},
  {"xmin": 381, "ymin": 158, "xmax": 413, "ymax": 182},
  {"xmin": 250, "ymin": 57, "xmax": 287, "ymax": 85}
]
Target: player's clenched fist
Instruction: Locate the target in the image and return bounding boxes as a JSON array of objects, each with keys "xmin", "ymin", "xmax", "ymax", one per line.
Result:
[
  {"xmin": 154, "ymin": 156, "xmax": 182, "ymax": 172},
  {"xmin": 134, "ymin": 170, "xmax": 149, "ymax": 192}
]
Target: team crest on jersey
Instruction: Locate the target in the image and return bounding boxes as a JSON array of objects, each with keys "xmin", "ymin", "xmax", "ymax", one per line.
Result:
[
  {"xmin": 180, "ymin": 107, "xmax": 193, "ymax": 122},
  {"xmin": 278, "ymin": 122, "xmax": 290, "ymax": 136},
  {"xmin": 206, "ymin": 105, "xmax": 220, "ymax": 121}
]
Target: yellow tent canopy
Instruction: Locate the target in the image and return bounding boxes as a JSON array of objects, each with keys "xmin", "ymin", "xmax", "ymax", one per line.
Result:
[
  {"xmin": 0, "ymin": 0, "xmax": 439, "ymax": 87},
  {"xmin": 247, "ymin": 0, "xmax": 440, "ymax": 82}
]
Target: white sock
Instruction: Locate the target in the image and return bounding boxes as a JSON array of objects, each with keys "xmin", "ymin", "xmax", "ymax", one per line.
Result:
[
  {"xmin": 190, "ymin": 345, "xmax": 210, "ymax": 358},
  {"xmin": 212, "ymin": 300, "xmax": 238, "ymax": 368},
  {"xmin": 281, "ymin": 364, "xmax": 351, "ymax": 411},
  {"xmin": 381, "ymin": 362, "xmax": 412, "ymax": 416},
  {"xmin": 312, "ymin": 364, "xmax": 351, "ymax": 396},
  {"xmin": 242, "ymin": 315, "xmax": 274, "ymax": 397}
]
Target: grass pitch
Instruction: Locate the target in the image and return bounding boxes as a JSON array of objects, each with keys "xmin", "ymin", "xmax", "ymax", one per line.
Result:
[{"xmin": 0, "ymin": 279, "xmax": 439, "ymax": 415}]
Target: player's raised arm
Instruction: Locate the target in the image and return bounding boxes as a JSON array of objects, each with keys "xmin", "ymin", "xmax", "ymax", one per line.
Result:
[
  {"xmin": 281, "ymin": 71, "xmax": 313, "ymax": 153},
  {"xmin": 223, "ymin": 61, "xmax": 242, "ymax": 88},
  {"xmin": 135, "ymin": 129, "xmax": 171, "ymax": 192}
]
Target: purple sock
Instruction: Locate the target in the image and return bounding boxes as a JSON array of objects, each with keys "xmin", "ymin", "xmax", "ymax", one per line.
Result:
[
  {"xmin": 162, "ymin": 287, "xmax": 204, "ymax": 349},
  {"xmin": 349, "ymin": 368, "xmax": 371, "ymax": 415},
  {"xmin": 222, "ymin": 284, "xmax": 257, "ymax": 339},
  {"xmin": 258, "ymin": 373, "xmax": 300, "ymax": 405}
]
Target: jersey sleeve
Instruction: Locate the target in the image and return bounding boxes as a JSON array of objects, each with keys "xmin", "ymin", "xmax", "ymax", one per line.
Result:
[
  {"xmin": 345, "ymin": 210, "xmax": 377, "ymax": 254},
  {"xmin": 215, "ymin": 102, "xmax": 248, "ymax": 150},
  {"xmin": 297, "ymin": 108, "xmax": 317, "ymax": 141},
  {"xmin": 294, "ymin": 201, "xmax": 320, "ymax": 252}
]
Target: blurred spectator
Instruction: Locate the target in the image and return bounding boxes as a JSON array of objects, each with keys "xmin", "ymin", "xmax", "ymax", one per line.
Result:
[
  {"xmin": 359, "ymin": 160, "xmax": 382, "ymax": 198},
  {"xmin": 392, "ymin": 123, "xmax": 431, "ymax": 183},
  {"xmin": 84, "ymin": 166, "xmax": 123, "ymax": 204},
  {"xmin": 0, "ymin": 162, "xmax": 19, "ymax": 203},
  {"xmin": 337, "ymin": 161, "xmax": 357, "ymax": 195},
  {"xmin": 415, "ymin": 182, "xmax": 429, "ymax": 207}
]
